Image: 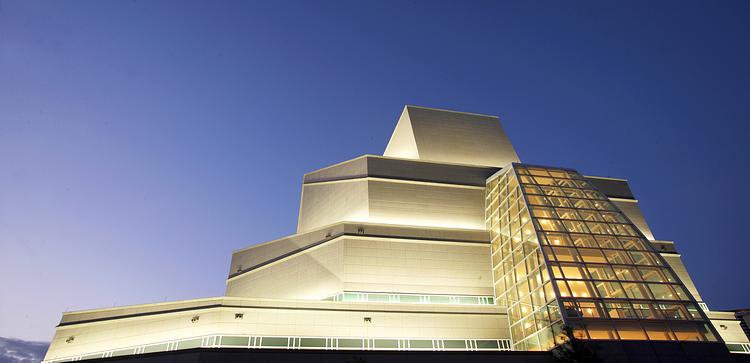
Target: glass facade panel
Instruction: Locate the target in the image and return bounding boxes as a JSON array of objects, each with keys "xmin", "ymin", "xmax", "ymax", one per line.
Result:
[{"xmin": 486, "ymin": 164, "xmax": 718, "ymax": 348}]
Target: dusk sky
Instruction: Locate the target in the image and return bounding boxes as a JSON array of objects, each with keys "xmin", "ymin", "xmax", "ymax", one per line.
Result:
[{"xmin": 2, "ymin": 0, "xmax": 749, "ymax": 342}]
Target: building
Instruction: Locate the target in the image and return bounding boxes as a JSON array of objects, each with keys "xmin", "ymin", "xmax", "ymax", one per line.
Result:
[{"xmin": 43, "ymin": 106, "xmax": 750, "ymax": 362}]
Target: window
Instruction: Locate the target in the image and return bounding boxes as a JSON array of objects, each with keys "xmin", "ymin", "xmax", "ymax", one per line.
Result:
[
  {"xmin": 623, "ymin": 282, "xmax": 653, "ymax": 299},
  {"xmin": 563, "ymin": 220, "xmax": 589, "ymax": 233},
  {"xmin": 632, "ymin": 302, "xmax": 664, "ymax": 320},
  {"xmin": 648, "ymin": 284, "xmax": 677, "ymax": 300},
  {"xmin": 615, "ymin": 322, "xmax": 648, "ymax": 340},
  {"xmin": 544, "ymin": 232, "xmax": 572, "ymax": 246},
  {"xmin": 613, "ymin": 265, "xmax": 641, "ymax": 281},
  {"xmin": 532, "ymin": 207, "xmax": 556, "ymax": 219},
  {"xmin": 556, "ymin": 208, "xmax": 580, "ymax": 220},
  {"xmin": 605, "ymin": 302, "xmax": 637, "ymax": 319},
  {"xmin": 538, "ymin": 219, "xmax": 566, "ymax": 232},
  {"xmin": 566, "ymin": 280, "xmax": 597, "ymax": 298},
  {"xmin": 643, "ymin": 323, "xmax": 675, "ymax": 341},
  {"xmin": 578, "ymin": 301, "xmax": 605, "ymax": 318},
  {"xmin": 585, "ymin": 322, "xmax": 617, "ymax": 340},
  {"xmin": 578, "ymin": 248, "xmax": 607, "ymax": 263},
  {"xmin": 586, "ymin": 264, "xmax": 617, "ymax": 280},
  {"xmin": 603, "ymin": 249, "xmax": 632, "ymax": 264},
  {"xmin": 560, "ymin": 263, "xmax": 589, "ymax": 279},
  {"xmin": 551, "ymin": 247, "xmax": 580, "ymax": 262},
  {"xmin": 595, "ymin": 281, "xmax": 627, "ymax": 299}
]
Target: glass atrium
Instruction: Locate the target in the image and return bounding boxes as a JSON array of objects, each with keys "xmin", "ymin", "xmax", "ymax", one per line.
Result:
[{"xmin": 486, "ymin": 164, "xmax": 718, "ymax": 351}]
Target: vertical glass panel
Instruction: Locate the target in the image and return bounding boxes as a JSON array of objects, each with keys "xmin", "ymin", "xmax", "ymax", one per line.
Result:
[
  {"xmin": 261, "ymin": 337, "xmax": 288, "ymax": 347},
  {"xmin": 563, "ymin": 220, "xmax": 589, "ymax": 233},
  {"xmin": 526, "ymin": 195, "xmax": 550, "ymax": 206},
  {"xmin": 374, "ymin": 339, "xmax": 399, "ymax": 349},
  {"xmin": 578, "ymin": 301, "xmax": 605, "ymax": 318},
  {"xmin": 541, "ymin": 186, "xmax": 564, "ymax": 196},
  {"xmin": 629, "ymin": 251, "xmax": 657, "ymax": 266},
  {"xmin": 443, "ymin": 339, "xmax": 466, "ymax": 349},
  {"xmin": 570, "ymin": 199, "xmax": 594, "ymax": 209},
  {"xmin": 600, "ymin": 212, "xmax": 628, "ymax": 223},
  {"xmin": 577, "ymin": 210, "xmax": 604, "ymax": 222},
  {"xmin": 595, "ymin": 281, "xmax": 627, "ymax": 299},
  {"xmin": 698, "ymin": 324, "xmax": 718, "ymax": 342},
  {"xmin": 643, "ymin": 323, "xmax": 675, "ymax": 341},
  {"xmin": 592, "ymin": 200, "xmax": 617, "ymax": 211},
  {"xmin": 560, "ymin": 263, "xmax": 589, "ymax": 279},
  {"xmin": 622, "ymin": 282, "xmax": 653, "ymax": 299},
  {"xmin": 619, "ymin": 237, "xmax": 648, "ymax": 250},
  {"xmin": 613, "ymin": 265, "xmax": 641, "ymax": 281},
  {"xmin": 586, "ymin": 322, "xmax": 617, "ymax": 340},
  {"xmin": 562, "ymin": 188, "xmax": 587, "ymax": 198},
  {"xmin": 222, "ymin": 336, "xmax": 250, "ymax": 347},
  {"xmin": 632, "ymin": 302, "xmax": 664, "ymax": 319},
  {"xmin": 528, "ymin": 168, "xmax": 550, "ymax": 177},
  {"xmin": 594, "ymin": 236, "xmax": 622, "ymax": 249},
  {"xmin": 639, "ymin": 267, "xmax": 668, "ymax": 282},
  {"xmin": 556, "ymin": 281, "xmax": 571, "ymax": 298},
  {"xmin": 661, "ymin": 304, "xmax": 689, "ymax": 320},
  {"xmin": 538, "ymin": 219, "xmax": 566, "ymax": 232},
  {"xmin": 547, "ymin": 197, "xmax": 571, "ymax": 208},
  {"xmin": 614, "ymin": 322, "xmax": 648, "ymax": 340},
  {"xmin": 408, "ymin": 340, "xmax": 433, "ymax": 349},
  {"xmin": 551, "ymin": 247, "xmax": 580, "ymax": 262},
  {"xmin": 685, "ymin": 304, "xmax": 702, "ymax": 320},
  {"xmin": 563, "ymin": 300, "xmax": 580, "ymax": 318},
  {"xmin": 577, "ymin": 248, "xmax": 607, "ymax": 263},
  {"xmin": 671, "ymin": 285, "xmax": 691, "ymax": 301},
  {"xmin": 586, "ymin": 222, "xmax": 613, "ymax": 235},
  {"xmin": 670, "ymin": 322, "xmax": 703, "ymax": 341},
  {"xmin": 524, "ymin": 185, "xmax": 544, "ymax": 195},
  {"xmin": 555, "ymin": 208, "xmax": 580, "ymax": 220},
  {"xmin": 534, "ymin": 176, "xmax": 556, "ymax": 185},
  {"xmin": 544, "ymin": 233, "xmax": 572, "ymax": 246},
  {"xmin": 603, "ymin": 249, "xmax": 632, "ymax": 264},
  {"xmin": 605, "ymin": 302, "xmax": 637, "ymax": 319},
  {"xmin": 566, "ymin": 280, "xmax": 597, "ymax": 298},
  {"xmin": 570, "ymin": 234, "xmax": 598, "ymax": 248},
  {"xmin": 532, "ymin": 207, "xmax": 556, "ymax": 219},
  {"xmin": 300, "ymin": 338, "xmax": 327, "ymax": 348},
  {"xmin": 586, "ymin": 264, "xmax": 617, "ymax": 280},
  {"xmin": 583, "ymin": 190, "xmax": 607, "ymax": 200},
  {"xmin": 647, "ymin": 284, "xmax": 677, "ymax": 300}
]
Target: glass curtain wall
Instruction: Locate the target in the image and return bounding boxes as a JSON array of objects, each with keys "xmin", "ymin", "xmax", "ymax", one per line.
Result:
[{"xmin": 486, "ymin": 164, "xmax": 720, "ymax": 351}]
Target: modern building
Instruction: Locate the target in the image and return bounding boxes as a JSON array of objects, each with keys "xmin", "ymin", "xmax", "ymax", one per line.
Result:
[{"xmin": 43, "ymin": 106, "xmax": 750, "ymax": 362}]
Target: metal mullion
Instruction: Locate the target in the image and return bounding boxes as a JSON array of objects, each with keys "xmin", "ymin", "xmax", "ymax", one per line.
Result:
[{"xmin": 512, "ymin": 164, "xmax": 568, "ymax": 346}]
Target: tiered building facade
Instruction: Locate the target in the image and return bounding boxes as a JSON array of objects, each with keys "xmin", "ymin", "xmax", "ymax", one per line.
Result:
[{"xmin": 44, "ymin": 106, "xmax": 750, "ymax": 362}]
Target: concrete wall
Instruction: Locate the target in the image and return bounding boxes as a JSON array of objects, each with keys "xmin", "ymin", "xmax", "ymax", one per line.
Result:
[
  {"xmin": 367, "ymin": 180, "xmax": 485, "ymax": 230},
  {"xmin": 297, "ymin": 178, "xmax": 486, "ymax": 233},
  {"xmin": 226, "ymin": 236, "xmax": 493, "ymax": 300},
  {"xmin": 297, "ymin": 180, "xmax": 369, "ymax": 233},
  {"xmin": 45, "ymin": 297, "xmax": 509, "ymax": 362},
  {"xmin": 707, "ymin": 311, "xmax": 750, "ymax": 344},
  {"xmin": 384, "ymin": 106, "xmax": 520, "ymax": 167}
]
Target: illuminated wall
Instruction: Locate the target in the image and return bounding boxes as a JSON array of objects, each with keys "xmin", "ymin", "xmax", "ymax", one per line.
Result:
[{"xmin": 486, "ymin": 164, "xmax": 720, "ymax": 351}]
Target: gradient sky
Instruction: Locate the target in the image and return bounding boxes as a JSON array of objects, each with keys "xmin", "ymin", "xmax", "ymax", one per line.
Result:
[{"xmin": 2, "ymin": 0, "xmax": 749, "ymax": 342}]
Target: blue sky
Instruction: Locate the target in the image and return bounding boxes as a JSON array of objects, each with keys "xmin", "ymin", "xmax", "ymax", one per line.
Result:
[{"xmin": 1, "ymin": 0, "xmax": 749, "ymax": 341}]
